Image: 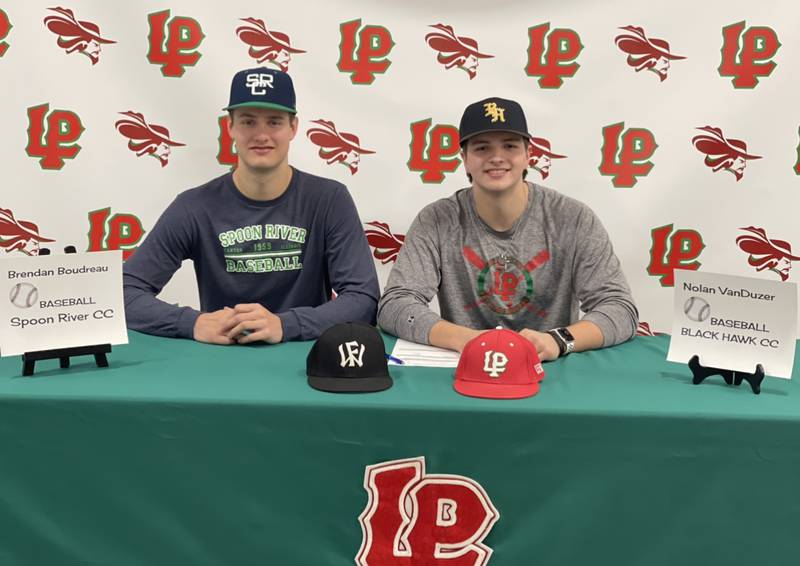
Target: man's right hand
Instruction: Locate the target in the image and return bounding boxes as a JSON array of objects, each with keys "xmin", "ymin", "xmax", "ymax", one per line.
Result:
[{"xmin": 193, "ymin": 307, "xmax": 236, "ymax": 345}]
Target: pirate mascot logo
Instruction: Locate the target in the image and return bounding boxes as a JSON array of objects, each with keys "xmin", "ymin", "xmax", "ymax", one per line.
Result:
[
  {"xmin": 235, "ymin": 18, "xmax": 305, "ymax": 72},
  {"xmin": 115, "ymin": 111, "xmax": 185, "ymax": 167},
  {"xmin": 692, "ymin": 126, "xmax": 761, "ymax": 181},
  {"xmin": 614, "ymin": 25, "xmax": 685, "ymax": 81},
  {"xmin": 306, "ymin": 119, "xmax": 374, "ymax": 175},
  {"xmin": 43, "ymin": 7, "xmax": 115, "ymax": 65},
  {"xmin": 424, "ymin": 23, "xmax": 493, "ymax": 79}
]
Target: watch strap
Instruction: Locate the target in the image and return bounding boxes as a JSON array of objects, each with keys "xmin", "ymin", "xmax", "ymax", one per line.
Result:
[{"xmin": 547, "ymin": 329, "xmax": 567, "ymax": 357}]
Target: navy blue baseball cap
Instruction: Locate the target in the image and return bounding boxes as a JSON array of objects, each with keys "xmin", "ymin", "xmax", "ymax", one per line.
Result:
[
  {"xmin": 459, "ymin": 97, "xmax": 531, "ymax": 146},
  {"xmin": 223, "ymin": 67, "xmax": 297, "ymax": 114}
]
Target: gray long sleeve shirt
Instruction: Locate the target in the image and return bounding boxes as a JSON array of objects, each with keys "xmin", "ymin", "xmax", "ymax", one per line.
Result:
[
  {"xmin": 123, "ymin": 169, "xmax": 379, "ymax": 341},
  {"xmin": 377, "ymin": 183, "xmax": 638, "ymax": 346}
]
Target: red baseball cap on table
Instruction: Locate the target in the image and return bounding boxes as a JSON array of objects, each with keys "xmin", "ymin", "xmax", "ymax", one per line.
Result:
[{"xmin": 454, "ymin": 328, "xmax": 545, "ymax": 399}]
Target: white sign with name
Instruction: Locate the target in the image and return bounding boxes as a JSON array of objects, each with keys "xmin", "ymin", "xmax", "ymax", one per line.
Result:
[
  {"xmin": 667, "ymin": 270, "xmax": 797, "ymax": 379},
  {"xmin": 0, "ymin": 251, "xmax": 128, "ymax": 356}
]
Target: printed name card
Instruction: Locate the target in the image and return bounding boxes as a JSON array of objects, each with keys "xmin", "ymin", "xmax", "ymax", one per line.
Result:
[
  {"xmin": 667, "ymin": 270, "xmax": 797, "ymax": 378},
  {"xmin": 0, "ymin": 251, "xmax": 128, "ymax": 356}
]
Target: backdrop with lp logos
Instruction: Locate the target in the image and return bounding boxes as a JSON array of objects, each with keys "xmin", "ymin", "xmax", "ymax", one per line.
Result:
[{"xmin": 1, "ymin": 0, "xmax": 799, "ymax": 336}]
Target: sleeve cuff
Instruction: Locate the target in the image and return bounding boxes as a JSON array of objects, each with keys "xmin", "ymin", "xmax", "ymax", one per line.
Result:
[
  {"xmin": 278, "ymin": 310, "xmax": 301, "ymax": 342},
  {"xmin": 176, "ymin": 307, "xmax": 201, "ymax": 340},
  {"xmin": 581, "ymin": 311, "xmax": 617, "ymax": 347}
]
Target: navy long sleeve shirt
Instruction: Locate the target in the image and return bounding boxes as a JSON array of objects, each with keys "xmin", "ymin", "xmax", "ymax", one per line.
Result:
[{"xmin": 123, "ymin": 168, "xmax": 379, "ymax": 341}]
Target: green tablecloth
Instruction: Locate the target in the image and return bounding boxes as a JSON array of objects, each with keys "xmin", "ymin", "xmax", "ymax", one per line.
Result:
[{"xmin": 1, "ymin": 333, "xmax": 799, "ymax": 565}]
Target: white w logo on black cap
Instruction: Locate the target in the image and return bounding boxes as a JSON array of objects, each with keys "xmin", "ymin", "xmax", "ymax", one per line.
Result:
[{"xmin": 339, "ymin": 340, "xmax": 365, "ymax": 368}]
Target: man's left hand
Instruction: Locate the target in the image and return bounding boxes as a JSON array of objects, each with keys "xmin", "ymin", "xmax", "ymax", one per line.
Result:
[
  {"xmin": 520, "ymin": 328, "xmax": 560, "ymax": 362},
  {"xmin": 227, "ymin": 303, "xmax": 284, "ymax": 344}
]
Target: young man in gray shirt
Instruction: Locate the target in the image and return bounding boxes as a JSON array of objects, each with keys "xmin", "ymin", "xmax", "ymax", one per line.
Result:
[{"xmin": 377, "ymin": 97, "xmax": 638, "ymax": 361}]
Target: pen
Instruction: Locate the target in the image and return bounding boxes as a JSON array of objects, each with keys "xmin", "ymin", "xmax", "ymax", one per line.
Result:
[{"xmin": 385, "ymin": 354, "xmax": 405, "ymax": 365}]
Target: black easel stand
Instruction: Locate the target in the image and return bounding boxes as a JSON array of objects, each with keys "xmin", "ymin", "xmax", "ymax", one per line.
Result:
[
  {"xmin": 688, "ymin": 354, "xmax": 764, "ymax": 395},
  {"xmin": 21, "ymin": 344, "xmax": 112, "ymax": 377}
]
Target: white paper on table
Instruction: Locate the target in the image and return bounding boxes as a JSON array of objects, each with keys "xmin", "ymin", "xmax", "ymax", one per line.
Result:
[{"xmin": 389, "ymin": 338, "xmax": 460, "ymax": 367}]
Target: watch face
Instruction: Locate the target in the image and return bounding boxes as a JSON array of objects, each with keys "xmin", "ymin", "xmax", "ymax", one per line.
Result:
[{"xmin": 557, "ymin": 327, "xmax": 575, "ymax": 343}]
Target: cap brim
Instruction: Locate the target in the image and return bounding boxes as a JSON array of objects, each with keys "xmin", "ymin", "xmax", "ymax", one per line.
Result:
[
  {"xmin": 454, "ymin": 379, "xmax": 539, "ymax": 399},
  {"xmin": 223, "ymin": 102, "xmax": 297, "ymax": 114},
  {"xmin": 308, "ymin": 375, "xmax": 392, "ymax": 393},
  {"xmin": 460, "ymin": 129, "xmax": 532, "ymax": 145}
]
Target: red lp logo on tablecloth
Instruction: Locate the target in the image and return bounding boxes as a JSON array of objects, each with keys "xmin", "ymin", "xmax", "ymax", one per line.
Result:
[
  {"xmin": 337, "ymin": 19, "xmax": 394, "ymax": 84},
  {"xmin": 1, "ymin": 8, "xmax": 13, "ymax": 57},
  {"xmin": 599, "ymin": 123, "xmax": 657, "ymax": 188},
  {"xmin": 43, "ymin": 7, "xmax": 115, "ymax": 65},
  {"xmin": 306, "ymin": 120, "xmax": 374, "ymax": 175},
  {"xmin": 235, "ymin": 17, "xmax": 305, "ymax": 72},
  {"xmin": 357, "ymin": 457, "xmax": 499, "ymax": 565},
  {"xmin": 87, "ymin": 208, "xmax": 145, "ymax": 261},
  {"xmin": 26, "ymin": 103, "xmax": 84, "ymax": 170},
  {"xmin": 408, "ymin": 119, "xmax": 461, "ymax": 183},
  {"xmin": 647, "ymin": 224, "xmax": 705, "ymax": 287},
  {"xmin": 719, "ymin": 21, "xmax": 780, "ymax": 88},
  {"xmin": 525, "ymin": 23, "xmax": 583, "ymax": 88},
  {"xmin": 147, "ymin": 10, "xmax": 204, "ymax": 77}
]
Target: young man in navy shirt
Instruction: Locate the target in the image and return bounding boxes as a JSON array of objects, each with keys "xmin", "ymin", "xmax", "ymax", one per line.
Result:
[{"xmin": 123, "ymin": 67, "xmax": 379, "ymax": 344}]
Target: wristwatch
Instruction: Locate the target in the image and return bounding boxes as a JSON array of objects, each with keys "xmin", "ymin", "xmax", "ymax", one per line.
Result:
[{"xmin": 547, "ymin": 327, "xmax": 575, "ymax": 357}]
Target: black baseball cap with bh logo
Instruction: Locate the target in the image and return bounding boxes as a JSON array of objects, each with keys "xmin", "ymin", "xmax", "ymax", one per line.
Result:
[
  {"xmin": 306, "ymin": 322, "xmax": 393, "ymax": 393},
  {"xmin": 458, "ymin": 97, "xmax": 532, "ymax": 147}
]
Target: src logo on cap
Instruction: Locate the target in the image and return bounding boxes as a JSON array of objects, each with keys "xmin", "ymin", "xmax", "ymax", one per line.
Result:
[
  {"xmin": 364, "ymin": 221, "xmax": 405, "ymax": 264},
  {"xmin": 0, "ymin": 208, "xmax": 55, "ymax": 257},
  {"xmin": 43, "ymin": 7, "xmax": 115, "ymax": 65},
  {"xmin": 357, "ymin": 457, "xmax": 499, "ymax": 565},
  {"xmin": 424, "ymin": 23, "xmax": 493, "ymax": 79},
  {"xmin": 692, "ymin": 126, "xmax": 761, "ymax": 181},
  {"xmin": 306, "ymin": 119, "xmax": 375, "ymax": 175},
  {"xmin": 115, "ymin": 111, "xmax": 185, "ymax": 167},
  {"xmin": 614, "ymin": 25, "xmax": 685, "ymax": 82},
  {"xmin": 235, "ymin": 17, "xmax": 305, "ymax": 72},
  {"xmin": 736, "ymin": 226, "xmax": 799, "ymax": 281}
]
